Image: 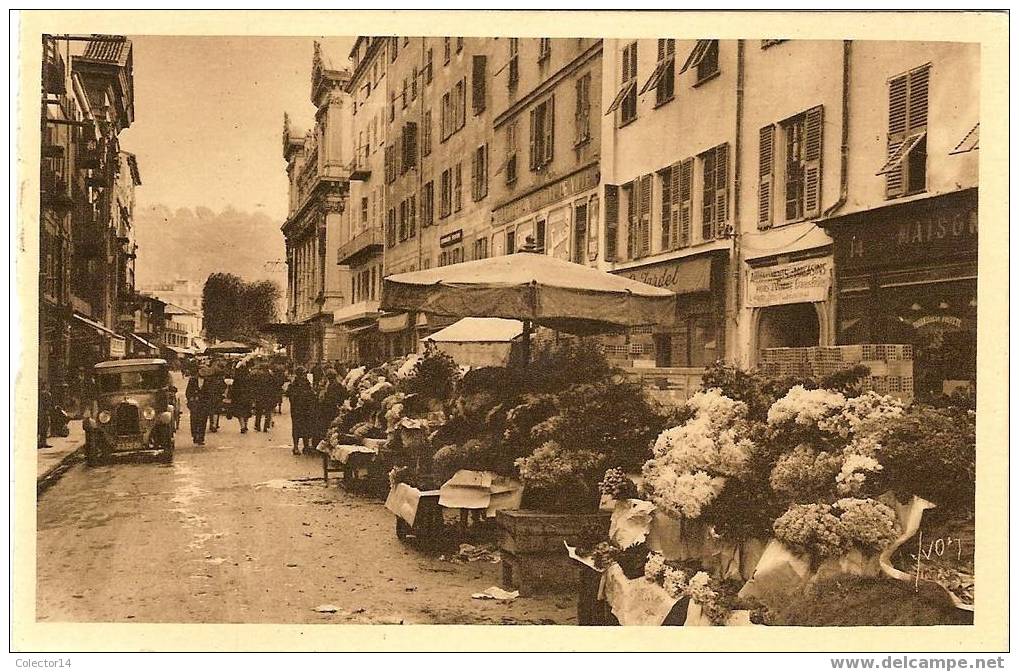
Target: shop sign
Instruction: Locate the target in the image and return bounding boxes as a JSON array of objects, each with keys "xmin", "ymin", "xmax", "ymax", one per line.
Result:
[
  {"xmin": 912, "ymin": 315, "xmax": 963, "ymax": 330},
  {"xmin": 836, "ymin": 195, "xmax": 977, "ymax": 272},
  {"xmin": 747, "ymin": 258, "xmax": 832, "ymax": 307},
  {"xmin": 439, "ymin": 229, "xmax": 463, "ymax": 248},
  {"xmin": 618, "ymin": 255, "xmax": 714, "ymax": 296},
  {"xmin": 108, "ymin": 336, "xmax": 126, "ymax": 359},
  {"xmin": 492, "ymin": 164, "xmax": 599, "ymax": 226}
]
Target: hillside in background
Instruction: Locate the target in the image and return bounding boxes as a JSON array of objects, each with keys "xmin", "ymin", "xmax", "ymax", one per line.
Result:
[{"xmin": 133, "ymin": 204, "xmax": 287, "ymax": 297}]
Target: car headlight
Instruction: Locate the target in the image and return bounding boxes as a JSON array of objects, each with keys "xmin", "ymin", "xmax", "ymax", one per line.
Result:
[
  {"xmin": 98, "ymin": 410, "xmax": 111, "ymax": 424},
  {"xmin": 142, "ymin": 407, "xmax": 156, "ymax": 420}
]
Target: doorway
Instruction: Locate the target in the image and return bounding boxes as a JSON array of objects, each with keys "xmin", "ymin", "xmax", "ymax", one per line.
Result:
[{"xmin": 758, "ymin": 302, "xmax": 820, "ymax": 351}]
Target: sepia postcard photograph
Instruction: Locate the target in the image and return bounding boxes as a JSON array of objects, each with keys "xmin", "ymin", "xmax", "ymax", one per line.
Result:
[{"xmin": 10, "ymin": 9, "xmax": 1009, "ymax": 656}]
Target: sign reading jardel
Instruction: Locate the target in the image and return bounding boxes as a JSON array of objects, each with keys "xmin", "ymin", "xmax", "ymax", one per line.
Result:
[{"xmin": 747, "ymin": 258, "xmax": 832, "ymax": 308}]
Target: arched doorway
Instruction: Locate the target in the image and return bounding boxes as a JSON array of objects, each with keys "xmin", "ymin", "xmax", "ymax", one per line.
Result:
[{"xmin": 758, "ymin": 302, "xmax": 821, "ymax": 351}]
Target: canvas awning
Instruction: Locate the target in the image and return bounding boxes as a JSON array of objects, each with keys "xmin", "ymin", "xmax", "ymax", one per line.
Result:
[
  {"xmin": 377, "ymin": 312, "xmax": 410, "ymax": 333},
  {"xmin": 382, "ymin": 253, "xmax": 676, "ymax": 335},
  {"xmin": 424, "ymin": 317, "xmax": 524, "ymax": 344},
  {"xmin": 72, "ymin": 312, "xmax": 121, "ymax": 339},
  {"xmin": 131, "ymin": 333, "xmax": 159, "ymax": 351}
]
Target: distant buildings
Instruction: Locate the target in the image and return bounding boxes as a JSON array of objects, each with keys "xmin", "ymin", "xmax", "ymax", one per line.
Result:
[
  {"xmin": 280, "ymin": 37, "xmax": 978, "ymax": 401},
  {"xmin": 40, "ymin": 34, "xmax": 141, "ymax": 404}
]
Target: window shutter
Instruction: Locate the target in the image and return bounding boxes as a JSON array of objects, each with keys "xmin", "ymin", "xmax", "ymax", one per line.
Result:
[
  {"xmin": 679, "ymin": 158, "xmax": 692, "ymax": 247},
  {"xmin": 715, "ymin": 144, "xmax": 729, "ymax": 228},
  {"xmin": 529, "ymin": 108, "xmax": 538, "ymax": 170},
  {"xmin": 471, "ymin": 149, "xmax": 478, "ymax": 200},
  {"xmin": 907, "ymin": 65, "xmax": 929, "ymax": 131},
  {"xmin": 543, "ymin": 96, "xmax": 555, "ymax": 165},
  {"xmin": 803, "ymin": 106, "xmax": 823, "ymax": 218},
  {"xmin": 758, "ymin": 125, "xmax": 775, "ymax": 228},
  {"xmin": 661, "ymin": 169, "xmax": 673, "ymax": 250},
  {"xmin": 888, "ymin": 74, "xmax": 909, "ymax": 137},
  {"xmin": 639, "ymin": 174, "xmax": 652, "ymax": 257},
  {"xmin": 472, "ymin": 55, "xmax": 487, "ymax": 114},
  {"xmin": 669, "ymin": 161, "xmax": 681, "ymax": 248},
  {"xmin": 458, "ymin": 78, "xmax": 467, "ymax": 129},
  {"xmin": 605, "ymin": 185, "xmax": 619, "ymax": 262}
]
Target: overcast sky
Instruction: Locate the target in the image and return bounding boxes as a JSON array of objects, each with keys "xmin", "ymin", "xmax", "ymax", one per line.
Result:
[{"xmin": 118, "ymin": 35, "xmax": 355, "ymax": 223}]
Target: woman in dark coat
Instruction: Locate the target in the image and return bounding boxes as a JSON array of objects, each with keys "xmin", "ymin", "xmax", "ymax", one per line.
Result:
[
  {"xmin": 231, "ymin": 364, "xmax": 253, "ymax": 434},
  {"xmin": 286, "ymin": 367, "xmax": 317, "ymax": 455}
]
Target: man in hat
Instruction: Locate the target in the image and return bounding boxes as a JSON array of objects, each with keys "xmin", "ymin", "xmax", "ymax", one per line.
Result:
[{"xmin": 185, "ymin": 366, "xmax": 215, "ymax": 446}]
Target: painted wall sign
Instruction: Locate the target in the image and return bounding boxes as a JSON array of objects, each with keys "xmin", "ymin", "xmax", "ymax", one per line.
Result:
[
  {"xmin": 835, "ymin": 191, "xmax": 978, "ymax": 273},
  {"xmin": 492, "ymin": 164, "xmax": 599, "ymax": 226},
  {"xmin": 746, "ymin": 257, "xmax": 833, "ymax": 307}
]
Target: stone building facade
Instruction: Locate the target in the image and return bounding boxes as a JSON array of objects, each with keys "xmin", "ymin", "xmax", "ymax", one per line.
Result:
[{"xmin": 280, "ymin": 37, "xmax": 980, "ymax": 398}]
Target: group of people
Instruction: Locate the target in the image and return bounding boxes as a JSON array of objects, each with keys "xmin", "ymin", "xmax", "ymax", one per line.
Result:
[
  {"xmin": 184, "ymin": 357, "xmax": 351, "ymax": 456},
  {"xmin": 282, "ymin": 366, "xmax": 349, "ymax": 455},
  {"xmin": 184, "ymin": 358, "xmax": 285, "ymax": 446}
]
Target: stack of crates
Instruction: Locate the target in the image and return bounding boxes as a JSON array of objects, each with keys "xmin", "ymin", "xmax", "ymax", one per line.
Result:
[{"xmin": 759, "ymin": 344, "xmax": 913, "ymax": 402}]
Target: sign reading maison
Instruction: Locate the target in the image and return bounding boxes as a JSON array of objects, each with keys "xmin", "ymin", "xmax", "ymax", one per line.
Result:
[{"xmin": 746, "ymin": 257, "xmax": 833, "ymax": 307}]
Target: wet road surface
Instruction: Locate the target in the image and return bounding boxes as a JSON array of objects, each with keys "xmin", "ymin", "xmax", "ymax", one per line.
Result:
[{"xmin": 36, "ymin": 400, "xmax": 576, "ymax": 625}]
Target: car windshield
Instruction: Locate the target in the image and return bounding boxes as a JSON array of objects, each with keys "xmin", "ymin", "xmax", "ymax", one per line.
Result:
[{"xmin": 97, "ymin": 369, "xmax": 168, "ymax": 393}]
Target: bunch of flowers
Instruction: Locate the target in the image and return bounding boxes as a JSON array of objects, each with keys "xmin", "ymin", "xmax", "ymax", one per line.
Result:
[
  {"xmin": 641, "ymin": 389, "xmax": 756, "ymax": 520},
  {"xmin": 599, "ymin": 467, "xmax": 638, "ymax": 500},
  {"xmin": 388, "ymin": 465, "xmax": 419, "ymax": 490},
  {"xmin": 773, "ymin": 503, "xmax": 850, "ymax": 559},
  {"xmin": 514, "ymin": 441, "xmax": 603, "ymax": 491},
  {"xmin": 642, "ymin": 552, "xmax": 690, "ymax": 599},
  {"xmin": 767, "ymin": 386, "xmax": 847, "ymax": 428},
  {"xmin": 640, "ymin": 464, "xmax": 727, "ymax": 519},
  {"xmin": 834, "ymin": 497, "xmax": 899, "ymax": 550},
  {"xmin": 769, "ymin": 444, "xmax": 843, "ymax": 503},
  {"xmin": 835, "ymin": 452, "xmax": 883, "ymax": 496},
  {"xmin": 817, "ymin": 391, "xmax": 905, "ymax": 437},
  {"xmin": 773, "ymin": 498, "xmax": 899, "ymax": 560}
]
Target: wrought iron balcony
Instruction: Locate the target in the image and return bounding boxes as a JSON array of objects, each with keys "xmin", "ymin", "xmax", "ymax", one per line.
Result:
[{"xmin": 336, "ymin": 225, "xmax": 383, "ymax": 265}]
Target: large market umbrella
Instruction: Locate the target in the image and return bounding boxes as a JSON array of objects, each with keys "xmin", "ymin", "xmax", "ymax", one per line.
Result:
[
  {"xmin": 381, "ymin": 248, "xmax": 676, "ymax": 362},
  {"xmin": 204, "ymin": 340, "xmax": 253, "ymax": 354}
]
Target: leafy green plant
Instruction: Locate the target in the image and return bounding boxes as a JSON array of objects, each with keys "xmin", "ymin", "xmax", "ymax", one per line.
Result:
[{"xmin": 401, "ymin": 343, "xmax": 461, "ymax": 401}]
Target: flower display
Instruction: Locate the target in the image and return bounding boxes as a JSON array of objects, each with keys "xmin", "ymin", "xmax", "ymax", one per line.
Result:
[
  {"xmin": 835, "ymin": 453, "xmax": 883, "ymax": 496},
  {"xmin": 818, "ymin": 391, "xmax": 905, "ymax": 437},
  {"xmin": 769, "ymin": 444, "xmax": 842, "ymax": 503},
  {"xmin": 834, "ymin": 497, "xmax": 899, "ymax": 550},
  {"xmin": 767, "ymin": 386, "xmax": 847, "ymax": 428},
  {"xmin": 599, "ymin": 467, "xmax": 638, "ymax": 500},
  {"xmin": 643, "ymin": 551, "xmax": 667, "ymax": 582},
  {"xmin": 641, "ymin": 462, "xmax": 727, "ymax": 519},
  {"xmin": 514, "ymin": 441, "xmax": 603, "ymax": 492},
  {"xmin": 773, "ymin": 503, "xmax": 851, "ymax": 559},
  {"xmin": 641, "ymin": 389, "xmax": 755, "ymax": 520}
]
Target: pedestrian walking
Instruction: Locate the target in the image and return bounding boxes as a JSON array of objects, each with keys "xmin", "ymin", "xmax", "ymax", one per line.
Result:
[
  {"xmin": 316, "ymin": 368, "xmax": 348, "ymax": 445},
  {"xmin": 185, "ymin": 367, "xmax": 215, "ymax": 446},
  {"xmin": 232, "ymin": 363, "xmax": 254, "ymax": 433},
  {"xmin": 207, "ymin": 365, "xmax": 226, "ymax": 433},
  {"xmin": 286, "ymin": 367, "xmax": 317, "ymax": 455},
  {"xmin": 272, "ymin": 365, "xmax": 286, "ymax": 414},
  {"xmin": 252, "ymin": 366, "xmax": 276, "ymax": 432}
]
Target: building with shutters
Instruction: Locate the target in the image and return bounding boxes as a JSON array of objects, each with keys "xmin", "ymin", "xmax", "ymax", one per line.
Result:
[
  {"xmin": 735, "ymin": 40, "xmax": 844, "ymax": 368},
  {"xmin": 41, "ymin": 34, "xmax": 140, "ymax": 409},
  {"xmin": 488, "ymin": 38, "xmax": 602, "ymax": 269},
  {"xmin": 334, "ymin": 37, "xmax": 389, "ymax": 365},
  {"xmin": 817, "ymin": 41, "xmax": 979, "ymax": 400},
  {"xmin": 598, "ymin": 38, "xmax": 737, "ymax": 385},
  {"xmin": 374, "ymin": 35, "xmax": 503, "ymax": 357},
  {"xmin": 281, "ymin": 43, "xmax": 354, "ymax": 364}
]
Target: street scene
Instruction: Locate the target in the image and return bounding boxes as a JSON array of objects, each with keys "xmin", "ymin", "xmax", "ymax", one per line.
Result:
[{"xmin": 35, "ymin": 30, "xmax": 979, "ymax": 630}]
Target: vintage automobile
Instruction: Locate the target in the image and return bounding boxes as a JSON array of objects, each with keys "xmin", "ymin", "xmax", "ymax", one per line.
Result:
[{"xmin": 84, "ymin": 358, "xmax": 177, "ymax": 464}]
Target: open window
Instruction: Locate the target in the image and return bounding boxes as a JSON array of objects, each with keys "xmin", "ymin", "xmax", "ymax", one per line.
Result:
[
  {"xmin": 679, "ymin": 39, "xmax": 719, "ymax": 84},
  {"xmin": 882, "ymin": 64, "xmax": 930, "ymax": 198}
]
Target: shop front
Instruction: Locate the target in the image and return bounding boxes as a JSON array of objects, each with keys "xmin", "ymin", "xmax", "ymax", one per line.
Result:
[
  {"xmin": 745, "ymin": 254, "xmax": 835, "ymax": 363},
  {"xmin": 824, "ymin": 189, "xmax": 977, "ymax": 400},
  {"xmin": 601, "ymin": 251, "xmax": 728, "ymax": 406},
  {"xmin": 491, "ymin": 163, "xmax": 600, "ymax": 264}
]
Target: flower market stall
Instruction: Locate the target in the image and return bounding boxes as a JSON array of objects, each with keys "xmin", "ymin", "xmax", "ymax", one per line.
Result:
[{"xmin": 568, "ymin": 362, "xmax": 975, "ymax": 626}]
